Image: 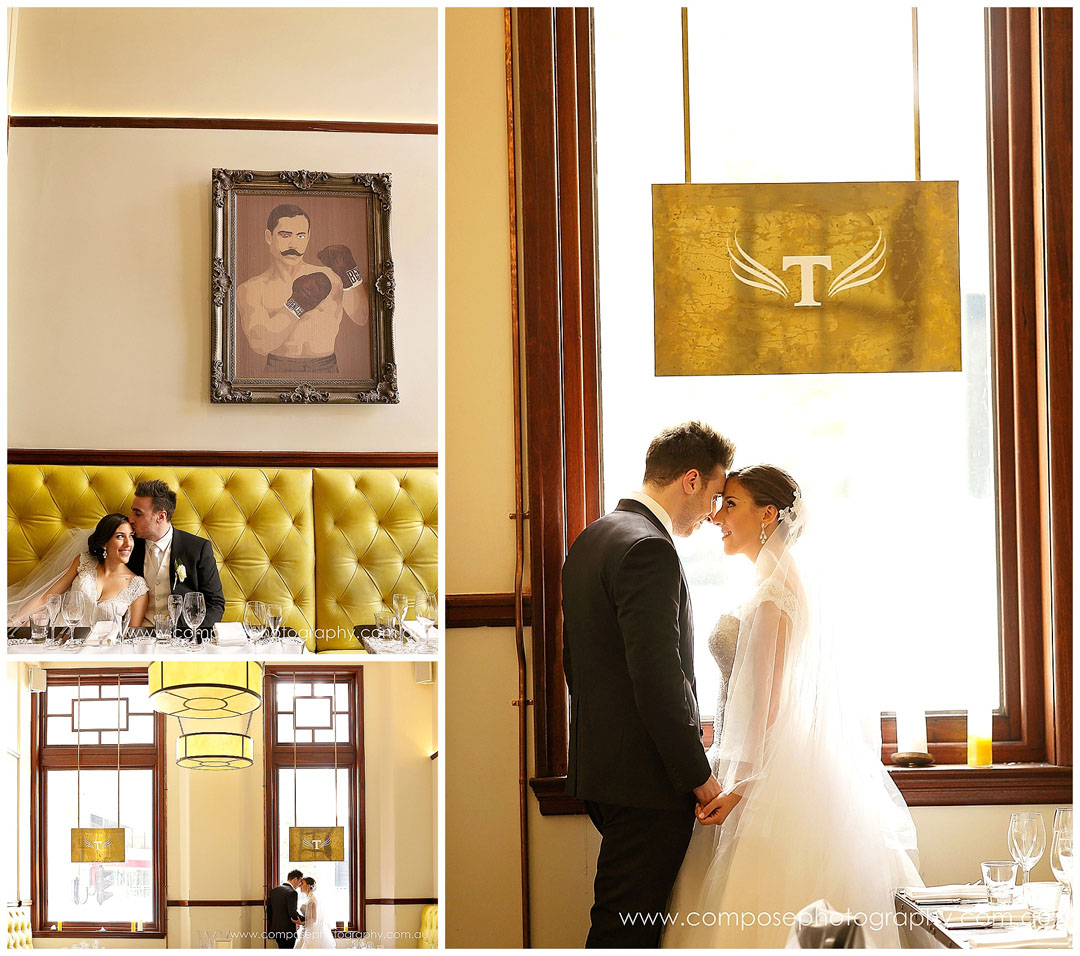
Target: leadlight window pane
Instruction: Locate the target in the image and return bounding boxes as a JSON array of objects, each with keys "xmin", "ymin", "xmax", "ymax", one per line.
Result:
[
  {"xmin": 277, "ymin": 768, "xmax": 351, "ymax": 927},
  {"xmin": 593, "ymin": 7, "xmax": 998, "ymax": 718},
  {"xmin": 44, "ymin": 769, "xmax": 154, "ymax": 925}
]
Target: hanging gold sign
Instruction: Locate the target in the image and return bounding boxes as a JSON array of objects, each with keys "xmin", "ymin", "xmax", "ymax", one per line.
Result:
[
  {"xmin": 652, "ymin": 180, "xmax": 961, "ymax": 375},
  {"xmin": 288, "ymin": 825, "xmax": 345, "ymax": 862},
  {"xmin": 71, "ymin": 827, "xmax": 126, "ymax": 863}
]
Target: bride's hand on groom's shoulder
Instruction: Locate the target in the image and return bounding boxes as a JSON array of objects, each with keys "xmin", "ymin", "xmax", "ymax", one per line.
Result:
[{"xmin": 696, "ymin": 790, "xmax": 742, "ymax": 827}]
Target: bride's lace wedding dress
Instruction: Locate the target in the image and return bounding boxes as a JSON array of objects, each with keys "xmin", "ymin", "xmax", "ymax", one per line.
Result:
[
  {"xmin": 296, "ymin": 890, "xmax": 334, "ymax": 949},
  {"xmin": 68, "ymin": 552, "xmax": 148, "ymax": 625},
  {"xmin": 662, "ymin": 527, "xmax": 922, "ymax": 948}
]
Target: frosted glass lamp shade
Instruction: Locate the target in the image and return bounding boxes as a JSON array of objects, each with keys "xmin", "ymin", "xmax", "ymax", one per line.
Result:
[
  {"xmin": 147, "ymin": 662, "xmax": 263, "ymax": 718},
  {"xmin": 176, "ymin": 731, "xmax": 255, "ymax": 770}
]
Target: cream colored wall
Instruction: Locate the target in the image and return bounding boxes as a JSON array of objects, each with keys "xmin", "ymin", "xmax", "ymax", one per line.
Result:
[
  {"xmin": 5, "ymin": 663, "xmax": 33, "ymax": 909},
  {"xmin": 445, "ymin": 6, "xmax": 518, "ymax": 594},
  {"xmin": 7, "ymin": 7, "xmax": 437, "ymax": 453},
  {"xmin": 444, "ymin": 7, "xmax": 1071, "ymax": 949},
  {"xmin": 363, "ymin": 663, "xmax": 438, "ymax": 948},
  {"xmin": 10, "ymin": 8, "xmax": 437, "ymax": 122}
]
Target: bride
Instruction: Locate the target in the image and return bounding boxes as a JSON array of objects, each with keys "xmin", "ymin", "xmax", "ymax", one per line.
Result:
[
  {"xmin": 662, "ymin": 465, "xmax": 922, "ymax": 948},
  {"xmin": 296, "ymin": 876, "xmax": 334, "ymax": 949},
  {"xmin": 8, "ymin": 514, "xmax": 149, "ymax": 627}
]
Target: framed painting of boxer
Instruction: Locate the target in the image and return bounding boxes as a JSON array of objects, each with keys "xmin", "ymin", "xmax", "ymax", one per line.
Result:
[{"xmin": 210, "ymin": 169, "xmax": 397, "ymax": 404}]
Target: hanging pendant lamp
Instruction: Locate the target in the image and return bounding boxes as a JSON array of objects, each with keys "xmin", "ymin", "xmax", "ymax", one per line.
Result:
[
  {"xmin": 175, "ymin": 711, "xmax": 255, "ymax": 770},
  {"xmin": 71, "ymin": 672, "xmax": 126, "ymax": 863},
  {"xmin": 289, "ymin": 671, "xmax": 344, "ymax": 861},
  {"xmin": 148, "ymin": 661, "xmax": 262, "ymax": 718}
]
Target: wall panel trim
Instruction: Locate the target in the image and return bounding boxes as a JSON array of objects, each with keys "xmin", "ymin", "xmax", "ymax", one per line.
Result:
[
  {"xmin": 8, "ymin": 116, "xmax": 437, "ymax": 135},
  {"xmin": 8, "ymin": 449, "xmax": 437, "ymax": 468}
]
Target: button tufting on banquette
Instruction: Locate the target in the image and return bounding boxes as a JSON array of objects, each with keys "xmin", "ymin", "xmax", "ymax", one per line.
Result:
[{"xmin": 8, "ymin": 464, "xmax": 438, "ymax": 653}]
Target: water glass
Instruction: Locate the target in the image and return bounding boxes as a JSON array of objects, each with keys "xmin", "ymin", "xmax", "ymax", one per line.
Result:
[
  {"xmin": 1009, "ymin": 811, "xmax": 1047, "ymax": 888},
  {"xmin": 1051, "ymin": 831, "xmax": 1073, "ymax": 890},
  {"xmin": 153, "ymin": 612, "xmax": 173, "ymax": 644},
  {"xmin": 1025, "ymin": 881, "xmax": 1063, "ymax": 928},
  {"xmin": 982, "ymin": 860, "xmax": 1018, "ymax": 904},
  {"xmin": 374, "ymin": 609, "xmax": 395, "ymax": 641},
  {"xmin": 29, "ymin": 606, "xmax": 50, "ymax": 643}
]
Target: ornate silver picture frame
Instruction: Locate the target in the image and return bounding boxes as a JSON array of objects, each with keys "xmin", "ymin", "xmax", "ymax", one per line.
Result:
[{"xmin": 211, "ymin": 169, "xmax": 397, "ymax": 404}]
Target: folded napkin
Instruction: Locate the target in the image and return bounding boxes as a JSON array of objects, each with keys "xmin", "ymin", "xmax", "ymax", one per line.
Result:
[
  {"xmin": 903, "ymin": 884, "xmax": 989, "ymax": 902},
  {"xmin": 936, "ymin": 905, "xmax": 1028, "ymax": 928},
  {"xmin": 214, "ymin": 622, "xmax": 249, "ymax": 646},
  {"xmin": 967, "ymin": 928, "xmax": 1071, "ymax": 948}
]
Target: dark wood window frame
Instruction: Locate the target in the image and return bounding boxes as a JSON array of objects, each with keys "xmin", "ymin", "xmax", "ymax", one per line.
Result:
[
  {"xmin": 263, "ymin": 665, "xmax": 366, "ymax": 936},
  {"xmin": 511, "ymin": 7, "xmax": 1072, "ymax": 814},
  {"xmin": 31, "ymin": 668, "xmax": 168, "ymax": 939}
]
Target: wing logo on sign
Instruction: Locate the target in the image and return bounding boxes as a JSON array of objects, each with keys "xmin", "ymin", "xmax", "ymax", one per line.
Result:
[
  {"xmin": 728, "ymin": 228, "xmax": 887, "ymax": 307},
  {"xmin": 302, "ymin": 833, "xmax": 333, "ymax": 851},
  {"xmin": 84, "ymin": 836, "xmax": 113, "ymax": 853}
]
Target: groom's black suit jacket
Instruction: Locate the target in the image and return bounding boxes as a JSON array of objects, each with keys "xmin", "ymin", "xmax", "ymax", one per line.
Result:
[
  {"xmin": 562, "ymin": 499, "xmax": 711, "ymax": 811},
  {"xmin": 266, "ymin": 882, "xmax": 304, "ymax": 945},
  {"xmin": 128, "ymin": 527, "xmax": 226, "ymax": 635}
]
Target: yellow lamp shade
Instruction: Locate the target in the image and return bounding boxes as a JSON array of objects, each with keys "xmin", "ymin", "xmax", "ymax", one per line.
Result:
[
  {"xmin": 176, "ymin": 731, "xmax": 254, "ymax": 770},
  {"xmin": 148, "ymin": 662, "xmax": 263, "ymax": 718}
]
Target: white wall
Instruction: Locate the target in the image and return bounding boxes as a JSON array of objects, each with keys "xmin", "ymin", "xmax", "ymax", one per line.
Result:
[
  {"xmin": 7, "ymin": 7, "xmax": 437, "ymax": 452},
  {"xmin": 444, "ymin": 7, "xmax": 1070, "ymax": 948}
]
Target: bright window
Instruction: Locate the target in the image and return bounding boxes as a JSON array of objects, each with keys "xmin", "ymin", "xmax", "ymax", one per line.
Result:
[{"xmin": 593, "ymin": 6, "xmax": 997, "ymax": 720}]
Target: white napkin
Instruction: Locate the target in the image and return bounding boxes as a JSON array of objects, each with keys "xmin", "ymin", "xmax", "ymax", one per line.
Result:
[
  {"xmin": 936, "ymin": 904, "xmax": 1028, "ymax": 928},
  {"xmin": 967, "ymin": 927, "xmax": 1071, "ymax": 948},
  {"xmin": 903, "ymin": 884, "xmax": 989, "ymax": 902},
  {"xmin": 214, "ymin": 622, "xmax": 249, "ymax": 646}
]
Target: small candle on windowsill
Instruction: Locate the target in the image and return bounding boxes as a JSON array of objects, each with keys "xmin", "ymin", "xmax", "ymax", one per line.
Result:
[
  {"xmin": 967, "ymin": 708, "xmax": 993, "ymax": 766},
  {"xmin": 57, "ymin": 921, "xmax": 62, "ymax": 932},
  {"xmin": 343, "ymin": 922, "xmax": 349, "ymax": 933},
  {"xmin": 896, "ymin": 707, "xmax": 928, "ymax": 753}
]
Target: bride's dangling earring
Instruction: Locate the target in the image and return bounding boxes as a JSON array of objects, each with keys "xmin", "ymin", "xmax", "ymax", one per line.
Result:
[{"xmin": 760, "ymin": 522, "xmax": 767, "ymax": 544}]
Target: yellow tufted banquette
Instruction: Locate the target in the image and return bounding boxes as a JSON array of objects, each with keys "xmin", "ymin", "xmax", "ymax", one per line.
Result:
[
  {"xmin": 6, "ymin": 905, "xmax": 32, "ymax": 948},
  {"xmin": 418, "ymin": 904, "xmax": 438, "ymax": 948},
  {"xmin": 7, "ymin": 463, "xmax": 438, "ymax": 652}
]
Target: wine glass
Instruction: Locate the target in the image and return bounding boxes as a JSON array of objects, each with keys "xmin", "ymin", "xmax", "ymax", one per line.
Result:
[
  {"xmin": 89, "ymin": 604, "xmax": 119, "ymax": 644},
  {"xmin": 168, "ymin": 594, "xmax": 185, "ymax": 629},
  {"xmin": 414, "ymin": 591, "xmax": 437, "ymax": 642},
  {"xmin": 266, "ymin": 603, "xmax": 284, "ymax": 642},
  {"xmin": 1009, "ymin": 811, "xmax": 1047, "ymax": 891},
  {"xmin": 46, "ymin": 592, "xmax": 63, "ymax": 629},
  {"xmin": 242, "ymin": 601, "xmax": 268, "ymax": 644},
  {"xmin": 182, "ymin": 592, "xmax": 206, "ymax": 646},
  {"xmin": 392, "ymin": 593, "xmax": 409, "ymax": 642},
  {"xmin": 60, "ymin": 591, "xmax": 87, "ymax": 642}
]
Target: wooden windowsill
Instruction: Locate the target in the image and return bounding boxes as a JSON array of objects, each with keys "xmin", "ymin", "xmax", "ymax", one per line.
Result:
[{"xmin": 531, "ymin": 763, "xmax": 1073, "ymax": 815}]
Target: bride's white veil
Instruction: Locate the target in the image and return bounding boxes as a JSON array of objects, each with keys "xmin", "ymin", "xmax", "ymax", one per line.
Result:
[
  {"xmin": 7, "ymin": 528, "xmax": 91, "ymax": 624},
  {"xmin": 688, "ymin": 484, "xmax": 922, "ymax": 943}
]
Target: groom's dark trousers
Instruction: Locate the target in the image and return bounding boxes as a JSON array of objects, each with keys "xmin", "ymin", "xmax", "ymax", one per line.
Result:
[{"xmin": 562, "ymin": 499, "xmax": 712, "ymax": 948}]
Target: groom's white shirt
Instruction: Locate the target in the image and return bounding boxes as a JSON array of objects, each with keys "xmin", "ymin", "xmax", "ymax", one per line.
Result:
[
  {"xmin": 143, "ymin": 526, "xmax": 173, "ymax": 620},
  {"xmin": 625, "ymin": 490, "xmax": 674, "ymax": 537}
]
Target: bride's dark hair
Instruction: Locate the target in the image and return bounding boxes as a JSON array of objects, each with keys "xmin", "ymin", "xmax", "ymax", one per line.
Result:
[
  {"xmin": 87, "ymin": 514, "xmax": 133, "ymax": 564},
  {"xmin": 726, "ymin": 465, "xmax": 799, "ymax": 518},
  {"xmin": 303, "ymin": 877, "xmax": 316, "ymax": 888}
]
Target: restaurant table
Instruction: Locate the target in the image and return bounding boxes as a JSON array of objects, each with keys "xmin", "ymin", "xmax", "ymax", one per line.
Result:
[
  {"xmin": 7, "ymin": 625, "xmax": 310, "ymax": 657},
  {"xmin": 355, "ymin": 623, "xmax": 439, "ymax": 655},
  {"xmin": 894, "ymin": 890, "xmax": 1072, "ymax": 948}
]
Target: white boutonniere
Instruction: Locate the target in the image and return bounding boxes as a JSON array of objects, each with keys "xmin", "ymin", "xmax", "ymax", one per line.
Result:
[{"xmin": 174, "ymin": 560, "xmax": 187, "ymax": 583}]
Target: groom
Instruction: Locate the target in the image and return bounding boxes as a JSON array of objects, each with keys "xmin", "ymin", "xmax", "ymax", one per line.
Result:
[
  {"xmin": 127, "ymin": 478, "xmax": 226, "ymax": 640},
  {"xmin": 562, "ymin": 421, "xmax": 735, "ymax": 948},
  {"xmin": 266, "ymin": 869, "xmax": 306, "ymax": 948}
]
